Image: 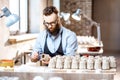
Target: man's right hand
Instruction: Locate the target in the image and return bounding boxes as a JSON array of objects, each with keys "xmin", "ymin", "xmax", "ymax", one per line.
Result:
[{"xmin": 31, "ymin": 52, "xmax": 39, "ymax": 62}]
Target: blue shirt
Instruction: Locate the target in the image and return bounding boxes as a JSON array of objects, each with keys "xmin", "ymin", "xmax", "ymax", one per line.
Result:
[{"xmin": 33, "ymin": 26, "xmax": 78, "ymax": 56}]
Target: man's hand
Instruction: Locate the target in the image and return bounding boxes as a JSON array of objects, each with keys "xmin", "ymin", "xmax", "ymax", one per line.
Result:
[
  {"xmin": 31, "ymin": 52, "xmax": 39, "ymax": 62},
  {"xmin": 41, "ymin": 54, "xmax": 51, "ymax": 65}
]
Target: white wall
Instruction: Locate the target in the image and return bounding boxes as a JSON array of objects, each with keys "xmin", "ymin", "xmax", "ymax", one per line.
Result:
[{"xmin": 29, "ymin": 0, "xmax": 49, "ymax": 33}]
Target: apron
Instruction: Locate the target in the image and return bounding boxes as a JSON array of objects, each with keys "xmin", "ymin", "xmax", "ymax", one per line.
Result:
[{"xmin": 44, "ymin": 32, "xmax": 64, "ymax": 57}]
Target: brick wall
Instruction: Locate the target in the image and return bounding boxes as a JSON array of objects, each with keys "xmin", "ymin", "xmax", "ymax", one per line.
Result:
[{"xmin": 60, "ymin": 0, "xmax": 92, "ymax": 36}]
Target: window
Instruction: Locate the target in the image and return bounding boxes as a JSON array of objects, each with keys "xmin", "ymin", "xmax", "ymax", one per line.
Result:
[{"xmin": 9, "ymin": 0, "xmax": 28, "ymax": 35}]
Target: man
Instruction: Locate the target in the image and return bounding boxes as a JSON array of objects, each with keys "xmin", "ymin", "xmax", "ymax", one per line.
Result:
[{"xmin": 31, "ymin": 6, "xmax": 78, "ymax": 63}]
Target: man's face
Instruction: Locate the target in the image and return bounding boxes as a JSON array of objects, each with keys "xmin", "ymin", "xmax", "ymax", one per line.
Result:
[{"xmin": 43, "ymin": 13, "xmax": 60, "ymax": 35}]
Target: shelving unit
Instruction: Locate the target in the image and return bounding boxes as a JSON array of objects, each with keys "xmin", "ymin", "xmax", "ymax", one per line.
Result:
[{"xmin": 76, "ymin": 36, "xmax": 103, "ymax": 55}]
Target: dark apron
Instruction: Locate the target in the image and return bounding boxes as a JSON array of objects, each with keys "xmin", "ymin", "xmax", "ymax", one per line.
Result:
[{"xmin": 44, "ymin": 32, "xmax": 64, "ymax": 57}]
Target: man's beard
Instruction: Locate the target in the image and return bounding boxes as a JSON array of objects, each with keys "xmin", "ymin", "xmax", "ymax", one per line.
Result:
[{"xmin": 46, "ymin": 23, "xmax": 60, "ymax": 36}]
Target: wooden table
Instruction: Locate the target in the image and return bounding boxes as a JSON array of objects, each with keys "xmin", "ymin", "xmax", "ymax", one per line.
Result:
[{"xmin": 0, "ymin": 65, "xmax": 116, "ymax": 80}]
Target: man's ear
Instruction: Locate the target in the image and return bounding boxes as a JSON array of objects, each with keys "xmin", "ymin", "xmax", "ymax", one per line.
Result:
[{"xmin": 57, "ymin": 17, "xmax": 62, "ymax": 26}]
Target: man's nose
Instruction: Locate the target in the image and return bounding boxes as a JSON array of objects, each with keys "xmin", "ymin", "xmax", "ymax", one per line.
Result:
[{"xmin": 48, "ymin": 25, "xmax": 52, "ymax": 28}]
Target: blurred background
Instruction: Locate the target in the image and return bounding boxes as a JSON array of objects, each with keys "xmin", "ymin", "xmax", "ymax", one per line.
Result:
[
  {"xmin": 0, "ymin": 0, "xmax": 120, "ymax": 55},
  {"xmin": 0, "ymin": 0, "xmax": 120, "ymax": 79}
]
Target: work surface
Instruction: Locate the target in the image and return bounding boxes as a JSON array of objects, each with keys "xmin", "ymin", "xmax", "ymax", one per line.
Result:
[{"xmin": 0, "ymin": 64, "xmax": 116, "ymax": 80}]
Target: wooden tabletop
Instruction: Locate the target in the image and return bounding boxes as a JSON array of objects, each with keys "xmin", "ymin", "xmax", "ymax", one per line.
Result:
[{"xmin": 0, "ymin": 65, "xmax": 116, "ymax": 80}]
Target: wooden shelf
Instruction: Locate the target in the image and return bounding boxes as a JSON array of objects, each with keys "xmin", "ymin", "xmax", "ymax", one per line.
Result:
[
  {"xmin": 8, "ymin": 33, "xmax": 38, "ymax": 44},
  {"xmin": 77, "ymin": 47, "xmax": 103, "ymax": 55}
]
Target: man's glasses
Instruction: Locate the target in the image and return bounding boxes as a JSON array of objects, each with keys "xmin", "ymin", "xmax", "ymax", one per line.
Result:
[{"xmin": 43, "ymin": 20, "xmax": 57, "ymax": 26}]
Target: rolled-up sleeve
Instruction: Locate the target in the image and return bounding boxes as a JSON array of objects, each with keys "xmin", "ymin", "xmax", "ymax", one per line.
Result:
[{"xmin": 32, "ymin": 31, "xmax": 46, "ymax": 55}]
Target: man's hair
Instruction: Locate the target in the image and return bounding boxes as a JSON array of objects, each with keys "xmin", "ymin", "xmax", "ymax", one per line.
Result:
[{"xmin": 43, "ymin": 6, "xmax": 58, "ymax": 16}]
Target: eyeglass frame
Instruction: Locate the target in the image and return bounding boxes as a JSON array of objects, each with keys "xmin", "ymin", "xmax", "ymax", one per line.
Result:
[{"xmin": 43, "ymin": 18, "xmax": 58, "ymax": 27}]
